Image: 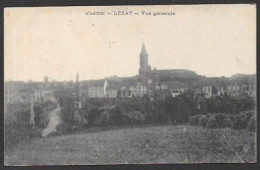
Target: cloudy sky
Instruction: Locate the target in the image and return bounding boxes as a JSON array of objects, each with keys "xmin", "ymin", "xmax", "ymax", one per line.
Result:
[{"xmin": 4, "ymin": 5, "xmax": 256, "ymax": 82}]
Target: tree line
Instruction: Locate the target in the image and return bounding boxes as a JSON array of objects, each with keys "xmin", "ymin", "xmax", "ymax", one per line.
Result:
[{"xmin": 55, "ymin": 90, "xmax": 256, "ymax": 133}]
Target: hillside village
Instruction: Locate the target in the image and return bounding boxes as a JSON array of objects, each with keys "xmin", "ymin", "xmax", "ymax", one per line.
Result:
[
  {"xmin": 4, "ymin": 4, "xmax": 257, "ymax": 165},
  {"xmin": 4, "ymin": 44, "xmax": 257, "ymax": 165},
  {"xmin": 4, "ymin": 43, "xmax": 256, "ymax": 106}
]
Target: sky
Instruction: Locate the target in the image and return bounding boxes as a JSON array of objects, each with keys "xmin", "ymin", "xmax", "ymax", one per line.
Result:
[{"xmin": 4, "ymin": 5, "xmax": 256, "ymax": 82}]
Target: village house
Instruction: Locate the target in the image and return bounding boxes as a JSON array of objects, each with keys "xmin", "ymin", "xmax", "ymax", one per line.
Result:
[
  {"xmin": 19, "ymin": 88, "xmax": 33, "ymax": 103},
  {"xmin": 105, "ymin": 85, "xmax": 119, "ymax": 98},
  {"xmin": 241, "ymin": 84, "xmax": 256, "ymax": 97},
  {"xmin": 5, "ymin": 44, "xmax": 256, "ymax": 105},
  {"xmin": 120, "ymin": 75, "xmax": 148, "ymax": 98},
  {"xmin": 4, "ymin": 82, "xmax": 35, "ymax": 104},
  {"xmin": 227, "ymin": 84, "xmax": 241, "ymax": 97},
  {"xmin": 217, "ymin": 86, "xmax": 226, "ymax": 96},
  {"xmin": 171, "ymin": 88, "xmax": 186, "ymax": 97},
  {"xmin": 87, "ymin": 79, "xmax": 108, "ymax": 98},
  {"xmin": 34, "ymin": 89, "xmax": 56, "ymax": 103},
  {"xmin": 4, "ymin": 84, "xmax": 20, "ymax": 104},
  {"xmin": 202, "ymin": 86, "xmax": 213, "ymax": 98}
]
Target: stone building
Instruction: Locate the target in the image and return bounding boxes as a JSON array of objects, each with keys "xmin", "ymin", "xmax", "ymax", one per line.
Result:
[
  {"xmin": 4, "ymin": 82, "xmax": 34, "ymax": 104},
  {"xmin": 217, "ymin": 86, "xmax": 226, "ymax": 96},
  {"xmin": 139, "ymin": 43, "xmax": 152, "ymax": 77},
  {"xmin": 34, "ymin": 89, "xmax": 56, "ymax": 103},
  {"xmin": 241, "ymin": 84, "xmax": 256, "ymax": 97},
  {"xmin": 87, "ymin": 79, "xmax": 108, "ymax": 98},
  {"xmin": 120, "ymin": 75, "xmax": 148, "ymax": 98},
  {"xmin": 137, "ymin": 43, "xmax": 200, "ymax": 99},
  {"xmin": 105, "ymin": 85, "xmax": 119, "ymax": 98},
  {"xmin": 4, "ymin": 83, "xmax": 19, "ymax": 103},
  {"xmin": 202, "ymin": 86, "xmax": 213, "ymax": 98},
  {"xmin": 227, "ymin": 84, "xmax": 241, "ymax": 97}
]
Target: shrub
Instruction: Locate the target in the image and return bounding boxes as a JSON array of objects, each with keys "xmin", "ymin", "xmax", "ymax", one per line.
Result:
[
  {"xmin": 4, "ymin": 122, "xmax": 42, "ymax": 151},
  {"xmin": 203, "ymin": 95, "xmax": 255, "ymax": 114},
  {"xmin": 199, "ymin": 115, "xmax": 209, "ymax": 127},
  {"xmin": 110, "ymin": 106, "xmax": 123, "ymax": 126},
  {"xmin": 206, "ymin": 113, "xmax": 234, "ymax": 129},
  {"xmin": 189, "ymin": 114, "xmax": 205, "ymax": 126},
  {"xmin": 206, "ymin": 116, "xmax": 217, "ymax": 129},
  {"xmin": 189, "ymin": 116, "xmax": 196, "ymax": 125},
  {"xmin": 86, "ymin": 108, "xmax": 99, "ymax": 127},
  {"xmin": 4, "ymin": 101, "xmax": 59, "ymax": 150},
  {"xmin": 247, "ymin": 115, "xmax": 256, "ymax": 132},
  {"xmin": 53, "ymin": 124, "xmax": 79, "ymax": 136},
  {"xmin": 165, "ymin": 92, "xmax": 198, "ymax": 124},
  {"xmin": 122, "ymin": 111, "xmax": 146, "ymax": 125},
  {"xmin": 94, "ymin": 111, "xmax": 110, "ymax": 126},
  {"xmin": 231, "ymin": 110, "xmax": 255, "ymax": 130}
]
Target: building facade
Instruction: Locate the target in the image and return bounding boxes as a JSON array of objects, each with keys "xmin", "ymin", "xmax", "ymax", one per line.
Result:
[{"xmin": 88, "ymin": 80, "xmax": 108, "ymax": 98}]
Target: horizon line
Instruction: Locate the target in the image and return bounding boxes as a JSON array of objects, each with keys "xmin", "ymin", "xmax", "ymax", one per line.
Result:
[{"xmin": 4, "ymin": 71, "xmax": 256, "ymax": 83}]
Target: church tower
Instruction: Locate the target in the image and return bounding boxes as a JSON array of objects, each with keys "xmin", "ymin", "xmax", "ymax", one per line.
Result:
[{"xmin": 139, "ymin": 43, "xmax": 150, "ymax": 76}]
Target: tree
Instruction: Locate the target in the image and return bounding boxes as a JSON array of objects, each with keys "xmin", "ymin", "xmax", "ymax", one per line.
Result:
[{"xmin": 164, "ymin": 91, "xmax": 198, "ymax": 124}]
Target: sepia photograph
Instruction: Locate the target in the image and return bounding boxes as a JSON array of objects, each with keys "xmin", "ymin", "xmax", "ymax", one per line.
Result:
[{"xmin": 4, "ymin": 4, "xmax": 256, "ymax": 165}]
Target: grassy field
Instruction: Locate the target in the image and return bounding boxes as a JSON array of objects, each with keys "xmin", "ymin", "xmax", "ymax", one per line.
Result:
[{"xmin": 4, "ymin": 125, "xmax": 256, "ymax": 165}]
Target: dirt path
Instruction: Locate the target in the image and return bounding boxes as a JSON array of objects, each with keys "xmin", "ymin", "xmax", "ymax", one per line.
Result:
[{"xmin": 42, "ymin": 105, "xmax": 61, "ymax": 137}]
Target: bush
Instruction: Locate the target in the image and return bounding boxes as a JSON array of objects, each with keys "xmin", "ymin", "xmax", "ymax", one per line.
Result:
[
  {"xmin": 189, "ymin": 116, "xmax": 196, "ymax": 125},
  {"xmin": 94, "ymin": 111, "xmax": 110, "ymax": 126},
  {"xmin": 206, "ymin": 113, "xmax": 234, "ymax": 129},
  {"xmin": 231, "ymin": 110, "xmax": 255, "ymax": 130},
  {"xmin": 165, "ymin": 91, "xmax": 198, "ymax": 124},
  {"xmin": 206, "ymin": 116, "xmax": 217, "ymax": 128},
  {"xmin": 4, "ymin": 122, "xmax": 42, "ymax": 151},
  {"xmin": 247, "ymin": 115, "xmax": 256, "ymax": 132},
  {"xmin": 189, "ymin": 114, "xmax": 205, "ymax": 126},
  {"xmin": 56, "ymin": 123, "xmax": 68, "ymax": 135},
  {"xmin": 203, "ymin": 95, "xmax": 255, "ymax": 114},
  {"xmin": 121, "ymin": 111, "xmax": 146, "ymax": 125},
  {"xmin": 110, "ymin": 106, "xmax": 123, "ymax": 126},
  {"xmin": 199, "ymin": 115, "xmax": 209, "ymax": 127},
  {"xmin": 4, "ymin": 101, "xmax": 58, "ymax": 150}
]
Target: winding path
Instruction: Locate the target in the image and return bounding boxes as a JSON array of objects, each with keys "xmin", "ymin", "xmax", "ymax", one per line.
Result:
[{"xmin": 42, "ymin": 105, "xmax": 61, "ymax": 137}]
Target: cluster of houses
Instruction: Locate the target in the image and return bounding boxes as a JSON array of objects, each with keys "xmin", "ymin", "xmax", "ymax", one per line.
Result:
[
  {"xmin": 197, "ymin": 84, "xmax": 256, "ymax": 98},
  {"xmin": 80, "ymin": 77, "xmax": 256, "ymax": 100},
  {"xmin": 4, "ymin": 75, "xmax": 256, "ymax": 106},
  {"xmin": 79, "ymin": 43, "xmax": 256, "ymax": 100},
  {"xmin": 4, "ymin": 43, "xmax": 256, "ymax": 105},
  {"xmin": 4, "ymin": 80, "xmax": 57, "ymax": 104}
]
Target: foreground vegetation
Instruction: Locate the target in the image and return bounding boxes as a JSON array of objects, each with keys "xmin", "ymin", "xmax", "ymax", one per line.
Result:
[
  {"xmin": 4, "ymin": 101, "xmax": 57, "ymax": 151},
  {"xmin": 4, "ymin": 91, "xmax": 256, "ymax": 152},
  {"xmin": 4, "ymin": 125, "xmax": 256, "ymax": 165},
  {"xmin": 4, "ymin": 90, "xmax": 256, "ymax": 165},
  {"xmin": 55, "ymin": 90, "xmax": 255, "ymax": 133}
]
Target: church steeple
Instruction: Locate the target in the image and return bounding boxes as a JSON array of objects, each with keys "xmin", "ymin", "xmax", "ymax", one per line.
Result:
[
  {"xmin": 139, "ymin": 42, "xmax": 149, "ymax": 75},
  {"xmin": 141, "ymin": 43, "xmax": 147, "ymax": 55}
]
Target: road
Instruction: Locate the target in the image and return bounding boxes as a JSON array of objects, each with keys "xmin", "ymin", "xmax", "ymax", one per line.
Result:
[{"xmin": 41, "ymin": 105, "xmax": 61, "ymax": 137}]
